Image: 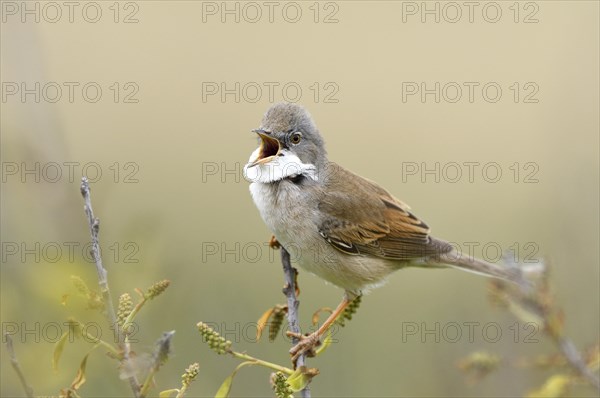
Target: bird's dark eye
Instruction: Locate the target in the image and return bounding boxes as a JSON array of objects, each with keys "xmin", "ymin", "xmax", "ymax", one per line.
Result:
[{"xmin": 290, "ymin": 132, "xmax": 302, "ymax": 144}]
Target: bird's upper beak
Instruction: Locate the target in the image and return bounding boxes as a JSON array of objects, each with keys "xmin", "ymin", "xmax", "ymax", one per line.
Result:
[{"xmin": 248, "ymin": 130, "xmax": 281, "ymax": 167}]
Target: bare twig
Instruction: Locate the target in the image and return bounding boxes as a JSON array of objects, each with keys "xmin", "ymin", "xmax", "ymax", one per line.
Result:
[
  {"xmin": 80, "ymin": 177, "xmax": 141, "ymax": 397},
  {"xmin": 530, "ymin": 269, "xmax": 600, "ymax": 392},
  {"xmin": 557, "ymin": 337, "xmax": 600, "ymax": 391},
  {"xmin": 4, "ymin": 333, "xmax": 34, "ymax": 398},
  {"xmin": 490, "ymin": 259, "xmax": 600, "ymax": 393},
  {"xmin": 280, "ymin": 248, "xmax": 311, "ymax": 398}
]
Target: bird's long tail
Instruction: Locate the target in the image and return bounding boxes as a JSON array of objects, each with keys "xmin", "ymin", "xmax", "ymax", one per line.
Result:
[{"xmin": 435, "ymin": 247, "xmax": 528, "ymax": 287}]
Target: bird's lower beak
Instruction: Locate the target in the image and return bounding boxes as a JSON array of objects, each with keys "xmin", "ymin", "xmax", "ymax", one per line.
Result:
[{"xmin": 249, "ymin": 132, "xmax": 281, "ymax": 167}]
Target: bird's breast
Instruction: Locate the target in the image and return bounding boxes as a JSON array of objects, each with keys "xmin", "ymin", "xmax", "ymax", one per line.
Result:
[
  {"xmin": 249, "ymin": 181, "xmax": 310, "ymax": 238},
  {"xmin": 248, "ymin": 181, "xmax": 397, "ymax": 294}
]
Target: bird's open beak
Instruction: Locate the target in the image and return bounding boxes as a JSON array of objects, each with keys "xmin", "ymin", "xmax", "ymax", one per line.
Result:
[{"xmin": 248, "ymin": 130, "xmax": 281, "ymax": 167}]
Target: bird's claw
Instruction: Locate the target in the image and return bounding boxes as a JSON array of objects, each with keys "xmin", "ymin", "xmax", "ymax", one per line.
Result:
[{"xmin": 287, "ymin": 331, "xmax": 321, "ymax": 364}]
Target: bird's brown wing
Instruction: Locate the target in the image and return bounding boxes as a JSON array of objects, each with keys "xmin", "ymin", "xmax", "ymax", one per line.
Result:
[{"xmin": 318, "ymin": 163, "xmax": 451, "ymax": 260}]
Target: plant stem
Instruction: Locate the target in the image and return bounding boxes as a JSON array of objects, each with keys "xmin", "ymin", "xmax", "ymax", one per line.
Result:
[
  {"xmin": 80, "ymin": 177, "xmax": 141, "ymax": 397},
  {"xmin": 229, "ymin": 350, "xmax": 294, "ymax": 375},
  {"xmin": 139, "ymin": 369, "xmax": 158, "ymax": 398},
  {"xmin": 4, "ymin": 333, "xmax": 34, "ymax": 398},
  {"xmin": 80, "ymin": 334, "xmax": 120, "ymax": 357},
  {"xmin": 174, "ymin": 388, "xmax": 186, "ymax": 398},
  {"xmin": 556, "ymin": 337, "xmax": 600, "ymax": 391},
  {"xmin": 280, "ymin": 248, "xmax": 311, "ymax": 398}
]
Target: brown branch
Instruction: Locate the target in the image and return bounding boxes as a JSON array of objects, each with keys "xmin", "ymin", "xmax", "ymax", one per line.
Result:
[
  {"xmin": 4, "ymin": 333, "xmax": 34, "ymax": 398},
  {"xmin": 280, "ymin": 248, "xmax": 311, "ymax": 398},
  {"xmin": 80, "ymin": 177, "xmax": 140, "ymax": 397}
]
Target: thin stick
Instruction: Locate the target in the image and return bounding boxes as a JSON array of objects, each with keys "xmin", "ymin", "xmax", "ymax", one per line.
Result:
[
  {"xmin": 280, "ymin": 248, "xmax": 311, "ymax": 398},
  {"xmin": 80, "ymin": 177, "xmax": 141, "ymax": 397},
  {"xmin": 229, "ymin": 350, "xmax": 294, "ymax": 375},
  {"xmin": 4, "ymin": 333, "xmax": 34, "ymax": 398},
  {"xmin": 557, "ymin": 337, "xmax": 600, "ymax": 391},
  {"xmin": 498, "ymin": 258, "xmax": 600, "ymax": 393}
]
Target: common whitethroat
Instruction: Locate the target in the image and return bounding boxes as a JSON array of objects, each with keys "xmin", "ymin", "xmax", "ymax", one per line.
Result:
[{"xmin": 243, "ymin": 103, "xmax": 524, "ymax": 361}]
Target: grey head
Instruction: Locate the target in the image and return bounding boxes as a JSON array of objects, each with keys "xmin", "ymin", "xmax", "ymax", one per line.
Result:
[{"xmin": 250, "ymin": 103, "xmax": 328, "ymax": 173}]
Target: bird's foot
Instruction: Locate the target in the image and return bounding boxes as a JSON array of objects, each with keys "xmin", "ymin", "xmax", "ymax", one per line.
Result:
[
  {"xmin": 286, "ymin": 331, "xmax": 321, "ymax": 364},
  {"xmin": 269, "ymin": 235, "xmax": 281, "ymax": 249}
]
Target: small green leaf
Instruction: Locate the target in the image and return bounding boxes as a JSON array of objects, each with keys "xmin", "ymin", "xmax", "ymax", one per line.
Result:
[
  {"xmin": 286, "ymin": 366, "xmax": 311, "ymax": 392},
  {"xmin": 315, "ymin": 329, "xmax": 333, "ymax": 357},
  {"xmin": 159, "ymin": 389, "xmax": 180, "ymax": 398},
  {"xmin": 53, "ymin": 332, "xmax": 70, "ymax": 372},
  {"xmin": 215, "ymin": 361, "xmax": 256, "ymax": 398}
]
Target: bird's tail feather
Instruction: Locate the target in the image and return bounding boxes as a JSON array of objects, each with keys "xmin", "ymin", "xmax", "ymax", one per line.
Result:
[{"xmin": 436, "ymin": 249, "xmax": 526, "ymax": 286}]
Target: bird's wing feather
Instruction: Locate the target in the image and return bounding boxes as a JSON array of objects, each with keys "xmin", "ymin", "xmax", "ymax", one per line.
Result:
[{"xmin": 318, "ymin": 163, "xmax": 450, "ymax": 260}]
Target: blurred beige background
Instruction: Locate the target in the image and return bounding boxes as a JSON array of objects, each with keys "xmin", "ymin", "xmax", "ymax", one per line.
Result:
[{"xmin": 1, "ymin": 1, "xmax": 598, "ymax": 397}]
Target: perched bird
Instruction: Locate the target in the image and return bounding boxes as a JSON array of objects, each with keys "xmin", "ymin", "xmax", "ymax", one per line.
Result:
[{"xmin": 243, "ymin": 103, "xmax": 524, "ymax": 360}]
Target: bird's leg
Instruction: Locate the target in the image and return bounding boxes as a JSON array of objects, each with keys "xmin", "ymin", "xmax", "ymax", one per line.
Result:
[{"xmin": 287, "ymin": 296, "xmax": 352, "ymax": 363}]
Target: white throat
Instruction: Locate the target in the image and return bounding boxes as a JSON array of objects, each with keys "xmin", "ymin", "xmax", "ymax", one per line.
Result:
[{"xmin": 243, "ymin": 147, "xmax": 318, "ymax": 184}]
